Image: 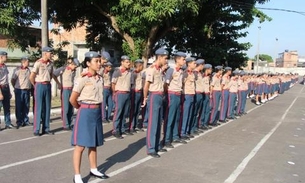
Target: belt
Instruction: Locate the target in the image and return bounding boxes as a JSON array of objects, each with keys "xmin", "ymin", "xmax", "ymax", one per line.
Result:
[
  {"xmin": 103, "ymin": 86, "xmax": 111, "ymax": 89},
  {"xmin": 230, "ymin": 92, "xmax": 237, "ymax": 94},
  {"xmin": 168, "ymin": 91, "xmax": 181, "ymax": 95},
  {"xmin": 80, "ymin": 104, "xmax": 100, "ymax": 109},
  {"xmin": 62, "ymin": 87, "xmax": 73, "ymax": 90},
  {"xmin": 0, "ymin": 84, "xmax": 9, "ymax": 88},
  {"xmin": 150, "ymin": 91, "xmax": 163, "ymax": 95},
  {"xmin": 204, "ymin": 92, "xmax": 210, "ymax": 94},
  {"xmin": 36, "ymin": 81, "xmax": 50, "ymax": 84},
  {"xmin": 223, "ymin": 89, "xmax": 229, "ymax": 91},
  {"xmin": 132, "ymin": 89, "xmax": 143, "ymax": 93},
  {"xmin": 115, "ymin": 91, "xmax": 130, "ymax": 94},
  {"xmin": 196, "ymin": 91, "xmax": 204, "ymax": 94}
]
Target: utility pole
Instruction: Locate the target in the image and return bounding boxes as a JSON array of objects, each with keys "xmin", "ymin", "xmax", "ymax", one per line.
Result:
[
  {"xmin": 256, "ymin": 26, "xmax": 261, "ymax": 74},
  {"xmin": 41, "ymin": 0, "xmax": 48, "ymax": 47}
]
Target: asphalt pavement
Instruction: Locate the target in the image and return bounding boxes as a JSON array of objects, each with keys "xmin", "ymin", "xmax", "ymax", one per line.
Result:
[{"xmin": 0, "ymin": 84, "xmax": 304, "ymax": 183}]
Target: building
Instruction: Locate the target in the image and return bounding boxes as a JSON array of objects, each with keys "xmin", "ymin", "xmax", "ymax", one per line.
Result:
[
  {"xmin": 49, "ymin": 22, "xmax": 121, "ymax": 64},
  {"xmin": 275, "ymin": 50, "xmax": 298, "ymax": 68},
  {"xmin": 0, "ymin": 26, "xmax": 41, "ymax": 61}
]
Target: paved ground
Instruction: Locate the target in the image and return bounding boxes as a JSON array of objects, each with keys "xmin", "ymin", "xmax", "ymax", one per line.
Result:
[{"xmin": 0, "ymin": 84, "xmax": 304, "ymax": 183}]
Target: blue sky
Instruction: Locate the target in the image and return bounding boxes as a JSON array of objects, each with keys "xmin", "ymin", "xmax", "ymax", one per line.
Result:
[{"xmin": 239, "ymin": 0, "xmax": 305, "ymax": 59}]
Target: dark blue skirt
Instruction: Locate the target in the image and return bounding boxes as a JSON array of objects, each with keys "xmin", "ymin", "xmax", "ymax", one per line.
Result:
[{"xmin": 71, "ymin": 107, "xmax": 104, "ymax": 147}]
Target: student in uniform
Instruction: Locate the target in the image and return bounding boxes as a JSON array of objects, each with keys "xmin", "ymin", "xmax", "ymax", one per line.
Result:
[
  {"xmin": 112, "ymin": 55, "xmax": 132, "ymax": 138},
  {"xmin": 227, "ymin": 71, "xmax": 239, "ymax": 119},
  {"xmin": 102, "ymin": 62, "xmax": 113, "ymax": 123},
  {"xmin": 11, "ymin": 56, "xmax": 32, "ymax": 129},
  {"xmin": 219, "ymin": 67, "xmax": 232, "ymax": 123},
  {"xmin": 163, "ymin": 52, "xmax": 187, "ymax": 148},
  {"xmin": 180, "ymin": 57, "xmax": 197, "ymax": 140},
  {"xmin": 128, "ymin": 59, "xmax": 144, "ymax": 133},
  {"xmin": 53, "ymin": 57, "xmax": 80, "ymax": 130},
  {"xmin": 255, "ymin": 74, "xmax": 264, "ymax": 105},
  {"xmin": 190, "ymin": 59, "xmax": 205, "ymax": 135},
  {"xmin": 209, "ymin": 66, "xmax": 223, "ymax": 126},
  {"xmin": 30, "ymin": 47, "xmax": 56, "ymax": 136},
  {"xmin": 0, "ymin": 51, "xmax": 14, "ymax": 129},
  {"xmin": 142, "ymin": 48, "xmax": 168, "ymax": 158},
  {"xmin": 199, "ymin": 64, "xmax": 212, "ymax": 130},
  {"xmin": 236, "ymin": 71, "xmax": 247, "ymax": 116},
  {"xmin": 69, "ymin": 51, "xmax": 109, "ymax": 183}
]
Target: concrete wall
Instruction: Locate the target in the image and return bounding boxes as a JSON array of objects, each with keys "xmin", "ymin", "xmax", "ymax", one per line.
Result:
[{"xmin": 252, "ymin": 66, "xmax": 305, "ymax": 75}]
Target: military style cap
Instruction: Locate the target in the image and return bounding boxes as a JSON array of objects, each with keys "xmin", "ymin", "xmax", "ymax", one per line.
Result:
[
  {"xmin": 0, "ymin": 51, "xmax": 8, "ymax": 56},
  {"xmin": 215, "ymin": 65, "xmax": 223, "ymax": 70},
  {"xmin": 195, "ymin": 59, "xmax": 205, "ymax": 65},
  {"xmin": 72, "ymin": 58, "xmax": 80, "ymax": 66},
  {"xmin": 104, "ymin": 62, "xmax": 112, "ymax": 66},
  {"xmin": 121, "ymin": 55, "xmax": 130, "ymax": 60},
  {"xmin": 225, "ymin": 67, "xmax": 232, "ymax": 70},
  {"xmin": 42, "ymin": 46, "xmax": 54, "ymax": 52},
  {"xmin": 85, "ymin": 51, "xmax": 101, "ymax": 58},
  {"xmin": 134, "ymin": 59, "xmax": 144, "ymax": 63},
  {"xmin": 186, "ymin": 57, "xmax": 196, "ymax": 62},
  {"xmin": 174, "ymin": 51, "xmax": 187, "ymax": 57},
  {"xmin": 101, "ymin": 51, "xmax": 111, "ymax": 60},
  {"xmin": 240, "ymin": 70, "xmax": 246, "ymax": 75},
  {"xmin": 155, "ymin": 48, "xmax": 169, "ymax": 55},
  {"xmin": 204, "ymin": 64, "xmax": 212, "ymax": 69},
  {"xmin": 21, "ymin": 56, "xmax": 29, "ymax": 60},
  {"xmin": 232, "ymin": 70, "xmax": 240, "ymax": 75}
]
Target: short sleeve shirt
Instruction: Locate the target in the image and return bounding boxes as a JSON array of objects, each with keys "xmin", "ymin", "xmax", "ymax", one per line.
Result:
[
  {"xmin": 146, "ymin": 65, "xmax": 164, "ymax": 92},
  {"xmin": 182, "ymin": 70, "xmax": 195, "ymax": 95},
  {"xmin": 131, "ymin": 70, "xmax": 143, "ymax": 91},
  {"xmin": 221, "ymin": 75, "xmax": 230, "ymax": 90},
  {"xmin": 0, "ymin": 64, "xmax": 9, "ymax": 85},
  {"xmin": 203, "ymin": 75, "xmax": 210, "ymax": 93},
  {"xmin": 103, "ymin": 71, "xmax": 111, "ymax": 87},
  {"xmin": 194, "ymin": 71, "xmax": 204, "ymax": 93},
  {"xmin": 31, "ymin": 59, "xmax": 54, "ymax": 82},
  {"xmin": 166, "ymin": 67, "xmax": 183, "ymax": 92},
  {"xmin": 112, "ymin": 67, "xmax": 131, "ymax": 92},
  {"xmin": 228, "ymin": 79, "xmax": 238, "ymax": 93},
  {"xmin": 211, "ymin": 75, "xmax": 221, "ymax": 91},
  {"xmin": 53, "ymin": 66, "xmax": 76, "ymax": 88},
  {"xmin": 73, "ymin": 75, "xmax": 103, "ymax": 104},
  {"xmin": 11, "ymin": 66, "xmax": 31, "ymax": 89}
]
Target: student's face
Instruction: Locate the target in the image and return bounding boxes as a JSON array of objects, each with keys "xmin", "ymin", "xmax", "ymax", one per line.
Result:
[
  {"xmin": 159, "ymin": 55, "xmax": 168, "ymax": 66},
  {"xmin": 176, "ymin": 56, "xmax": 186, "ymax": 67},
  {"xmin": 101, "ymin": 58, "xmax": 107, "ymax": 66},
  {"xmin": 43, "ymin": 52, "xmax": 53, "ymax": 60},
  {"xmin": 188, "ymin": 61, "xmax": 197, "ymax": 70},
  {"xmin": 121, "ymin": 59, "xmax": 131, "ymax": 69},
  {"xmin": 70, "ymin": 63, "xmax": 77, "ymax": 70},
  {"xmin": 88, "ymin": 57, "xmax": 102, "ymax": 72},
  {"xmin": 0, "ymin": 55, "xmax": 7, "ymax": 62},
  {"xmin": 105, "ymin": 65, "xmax": 112, "ymax": 71},
  {"xmin": 22, "ymin": 60, "xmax": 29, "ymax": 67},
  {"xmin": 136, "ymin": 63, "xmax": 143, "ymax": 71}
]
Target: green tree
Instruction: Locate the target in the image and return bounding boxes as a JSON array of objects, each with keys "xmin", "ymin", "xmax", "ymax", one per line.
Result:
[
  {"xmin": 0, "ymin": 0, "xmax": 40, "ymax": 51},
  {"xmin": 254, "ymin": 54, "xmax": 274, "ymax": 63}
]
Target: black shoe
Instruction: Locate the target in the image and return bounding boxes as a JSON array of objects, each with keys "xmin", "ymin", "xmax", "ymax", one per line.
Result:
[
  {"xmin": 16, "ymin": 125, "xmax": 21, "ymax": 129},
  {"xmin": 158, "ymin": 148, "xmax": 167, "ymax": 152},
  {"xmin": 63, "ymin": 127, "xmax": 71, "ymax": 131},
  {"xmin": 219, "ymin": 120, "xmax": 226, "ymax": 123},
  {"xmin": 187, "ymin": 134, "xmax": 195, "ymax": 138},
  {"xmin": 217, "ymin": 123, "xmax": 221, "ymax": 126},
  {"xmin": 122, "ymin": 131, "xmax": 134, "ymax": 136},
  {"xmin": 5, "ymin": 124, "xmax": 15, "ymax": 129},
  {"xmin": 33, "ymin": 132, "xmax": 39, "ymax": 136},
  {"xmin": 210, "ymin": 123, "xmax": 217, "ymax": 127},
  {"xmin": 172, "ymin": 139, "xmax": 187, "ymax": 144},
  {"xmin": 90, "ymin": 171, "xmax": 109, "ymax": 179},
  {"xmin": 148, "ymin": 152, "xmax": 160, "ymax": 158},
  {"xmin": 165, "ymin": 143, "xmax": 174, "ymax": 148},
  {"xmin": 42, "ymin": 131, "xmax": 54, "ymax": 135},
  {"xmin": 200, "ymin": 126, "xmax": 208, "ymax": 130},
  {"xmin": 113, "ymin": 134, "xmax": 124, "ymax": 139},
  {"xmin": 130, "ymin": 129, "xmax": 137, "ymax": 133},
  {"xmin": 227, "ymin": 117, "xmax": 235, "ymax": 120},
  {"xmin": 192, "ymin": 131, "xmax": 200, "ymax": 135},
  {"xmin": 181, "ymin": 136, "xmax": 190, "ymax": 140}
]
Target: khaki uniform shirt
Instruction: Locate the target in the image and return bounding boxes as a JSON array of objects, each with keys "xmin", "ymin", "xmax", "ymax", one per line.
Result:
[
  {"xmin": 182, "ymin": 70, "xmax": 195, "ymax": 95},
  {"xmin": 228, "ymin": 79, "xmax": 238, "ymax": 93},
  {"xmin": 146, "ymin": 65, "xmax": 164, "ymax": 92},
  {"xmin": 222, "ymin": 75, "xmax": 230, "ymax": 90},
  {"xmin": 73, "ymin": 74, "xmax": 103, "ymax": 104},
  {"xmin": 53, "ymin": 66, "xmax": 76, "ymax": 88},
  {"xmin": 194, "ymin": 71, "xmax": 204, "ymax": 93},
  {"xmin": 203, "ymin": 75, "xmax": 210, "ymax": 93},
  {"xmin": 103, "ymin": 71, "xmax": 111, "ymax": 88},
  {"xmin": 166, "ymin": 67, "xmax": 183, "ymax": 92},
  {"xmin": 112, "ymin": 67, "xmax": 131, "ymax": 92},
  {"xmin": 11, "ymin": 66, "xmax": 31, "ymax": 89},
  {"xmin": 0, "ymin": 64, "xmax": 9, "ymax": 85},
  {"xmin": 131, "ymin": 70, "xmax": 143, "ymax": 91},
  {"xmin": 211, "ymin": 75, "xmax": 221, "ymax": 91},
  {"xmin": 32, "ymin": 59, "xmax": 54, "ymax": 82}
]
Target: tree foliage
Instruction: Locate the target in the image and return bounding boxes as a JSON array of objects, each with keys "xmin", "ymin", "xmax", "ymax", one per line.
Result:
[
  {"xmin": 2, "ymin": 0, "xmax": 272, "ymax": 68},
  {"xmin": 254, "ymin": 54, "xmax": 273, "ymax": 63}
]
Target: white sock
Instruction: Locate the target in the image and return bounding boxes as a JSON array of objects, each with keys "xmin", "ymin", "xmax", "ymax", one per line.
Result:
[
  {"xmin": 91, "ymin": 168, "xmax": 103, "ymax": 176},
  {"xmin": 74, "ymin": 174, "xmax": 83, "ymax": 183}
]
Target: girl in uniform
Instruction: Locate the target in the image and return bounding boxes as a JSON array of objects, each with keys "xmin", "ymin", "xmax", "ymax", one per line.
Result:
[{"xmin": 69, "ymin": 51, "xmax": 109, "ymax": 183}]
